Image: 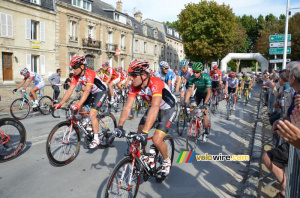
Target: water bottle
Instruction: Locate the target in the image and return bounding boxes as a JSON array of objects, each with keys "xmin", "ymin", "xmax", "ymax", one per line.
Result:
[{"xmin": 149, "ymin": 144, "xmax": 156, "ymax": 168}]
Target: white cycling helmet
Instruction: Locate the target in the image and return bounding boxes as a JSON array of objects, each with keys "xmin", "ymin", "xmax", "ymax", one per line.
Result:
[
  {"xmin": 245, "ymin": 73, "xmax": 251, "ymax": 77},
  {"xmin": 237, "ymin": 73, "xmax": 243, "ymax": 77},
  {"xmin": 20, "ymin": 68, "xmax": 29, "ymax": 75}
]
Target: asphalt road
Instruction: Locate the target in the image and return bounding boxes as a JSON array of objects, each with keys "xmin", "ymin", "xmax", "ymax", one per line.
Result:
[{"xmin": 0, "ymin": 84, "xmax": 261, "ymax": 198}]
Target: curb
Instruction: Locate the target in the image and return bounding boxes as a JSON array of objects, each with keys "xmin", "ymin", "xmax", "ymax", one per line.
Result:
[{"xmin": 242, "ymin": 101, "xmax": 263, "ymax": 197}]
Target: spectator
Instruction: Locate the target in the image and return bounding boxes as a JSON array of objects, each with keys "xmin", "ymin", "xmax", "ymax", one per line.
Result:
[
  {"xmin": 48, "ymin": 68, "xmax": 61, "ymax": 103},
  {"xmin": 63, "ymin": 73, "xmax": 73, "ymax": 90},
  {"xmin": 262, "ymin": 63, "xmax": 300, "ymax": 198}
]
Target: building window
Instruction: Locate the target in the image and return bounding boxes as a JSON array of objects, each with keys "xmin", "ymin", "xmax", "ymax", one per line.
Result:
[
  {"xmin": 108, "ymin": 32, "xmax": 113, "ymax": 43},
  {"xmin": 167, "ymin": 27, "xmax": 172, "ymax": 35},
  {"xmin": 30, "ymin": 0, "xmax": 40, "ymax": 4},
  {"xmin": 86, "ymin": 55, "xmax": 94, "ymax": 70},
  {"xmin": 121, "ymin": 35, "xmax": 126, "ymax": 50},
  {"xmin": 0, "ymin": 13, "xmax": 13, "ymax": 37},
  {"xmin": 144, "ymin": 42, "xmax": 147, "ymax": 53},
  {"xmin": 154, "ymin": 45, "xmax": 157, "ymax": 55},
  {"xmin": 72, "ymin": 0, "xmax": 91, "ymax": 11},
  {"xmin": 143, "ymin": 25, "xmax": 147, "ymax": 36},
  {"xmin": 154, "ymin": 31, "xmax": 158, "ymax": 39},
  {"xmin": 108, "ymin": 57, "xmax": 113, "ymax": 67},
  {"xmin": 31, "ymin": 21, "xmax": 38, "ymax": 40},
  {"xmin": 88, "ymin": 26, "xmax": 93, "ymax": 38},
  {"xmin": 31, "ymin": 55, "xmax": 39, "ymax": 73},
  {"xmin": 69, "ymin": 21, "xmax": 77, "ymax": 41},
  {"xmin": 121, "ymin": 58, "xmax": 124, "ymax": 70},
  {"xmin": 115, "ymin": 13, "xmax": 120, "ymax": 21}
]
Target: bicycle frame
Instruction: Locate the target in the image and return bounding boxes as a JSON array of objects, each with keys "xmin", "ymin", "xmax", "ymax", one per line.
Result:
[{"xmin": 0, "ymin": 129, "xmax": 11, "ymax": 145}]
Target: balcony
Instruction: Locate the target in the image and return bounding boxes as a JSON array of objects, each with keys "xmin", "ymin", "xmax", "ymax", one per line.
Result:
[
  {"xmin": 69, "ymin": 35, "xmax": 78, "ymax": 42},
  {"xmin": 106, "ymin": 43, "xmax": 118, "ymax": 51},
  {"xmin": 82, "ymin": 38, "xmax": 101, "ymax": 49}
]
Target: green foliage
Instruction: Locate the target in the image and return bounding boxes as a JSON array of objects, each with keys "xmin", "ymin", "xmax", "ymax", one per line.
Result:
[
  {"xmin": 163, "ymin": 21, "xmax": 179, "ymax": 30},
  {"xmin": 289, "ymin": 13, "xmax": 300, "ymax": 61}
]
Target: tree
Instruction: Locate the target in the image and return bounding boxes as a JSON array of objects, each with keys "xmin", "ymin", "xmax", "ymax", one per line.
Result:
[
  {"xmin": 289, "ymin": 13, "xmax": 300, "ymax": 61},
  {"xmin": 177, "ymin": 1, "xmax": 238, "ymax": 62},
  {"xmin": 163, "ymin": 21, "xmax": 179, "ymax": 30}
]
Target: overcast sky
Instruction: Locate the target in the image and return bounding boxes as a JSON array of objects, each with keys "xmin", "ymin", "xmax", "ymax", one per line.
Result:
[{"xmin": 103, "ymin": 0, "xmax": 300, "ymax": 22}]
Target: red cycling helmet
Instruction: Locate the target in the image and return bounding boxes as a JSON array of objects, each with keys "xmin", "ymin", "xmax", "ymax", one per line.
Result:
[
  {"xmin": 118, "ymin": 66, "xmax": 122, "ymax": 72},
  {"xmin": 212, "ymin": 65, "xmax": 218, "ymax": 70},
  {"xmin": 128, "ymin": 61, "xmax": 150, "ymax": 75},
  {"xmin": 70, "ymin": 55, "xmax": 86, "ymax": 68},
  {"xmin": 102, "ymin": 62, "xmax": 109, "ymax": 67},
  {"xmin": 229, "ymin": 72, "xmax": 236, "ymax": 78}
]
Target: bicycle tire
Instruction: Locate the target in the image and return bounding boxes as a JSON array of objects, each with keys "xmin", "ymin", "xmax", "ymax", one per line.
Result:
[
  {"xmin": 46, "ymin": 121, "xmax": 81, "ymax": 166},
  {"xmin": 186, "ymin": 120, "xmax": 200, "ymax": 151},
  {"xmin": 39, "ymin": 96, "xmax": 53, "ymax": 115},
  {"xmin": 104, "ymin": 156, "xmax": 140, "ymax": 198},
  {"xmin": 155, "ymin": 134, "xmax": 175, "ymax": 183},
  {"xmin": 176, "ymin": 110, "xmax": 187, "ymax": 136},
  {"xmin": 0, "ymin": 118, "xmax": 26, "ymax": 163},
  {"xmin": 97, "ymin": 112, "xmax": 117, "ymax": 146},
  {"xmin": 10, "ymin": 98, "xmax": 30, "ymax": 120}
]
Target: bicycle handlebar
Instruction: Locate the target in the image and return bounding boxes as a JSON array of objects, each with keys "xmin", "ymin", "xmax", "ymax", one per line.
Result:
[{"xmin": 51, "ymin": 107, "xmax": 68, "ymax": 118}]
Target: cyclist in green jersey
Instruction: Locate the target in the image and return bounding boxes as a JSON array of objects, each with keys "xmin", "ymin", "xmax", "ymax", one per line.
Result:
[
  {"xmin": 242, "ymin": 73, "xmax": 253, "ymax": 100},
  {"xmin": 183, "ymin": 62, "xmax": 211, "ymax": 142}
]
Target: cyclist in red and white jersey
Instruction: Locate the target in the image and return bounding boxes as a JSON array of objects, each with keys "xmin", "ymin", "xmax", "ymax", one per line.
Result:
[
  {"xmin": 101, "ymin": 62, "xmax": 121, "ymax": 104},
  {"xmin": 113, "ymin": 61, "xmax": 177, "ymax": 176},
  {"xmin": 53, "ymin": 55, "xmax": 107, "ymax": 149},
  {"xmin": 117, "ymin": 67, "xmax": 130, "ymax": 93},
  {"xmin": 13, "ymin": 68, "xmax": 45, "ymax": 108},
  {"xmin": 209, "ymin": 64, "xmax": 222, "ymax": 96}
]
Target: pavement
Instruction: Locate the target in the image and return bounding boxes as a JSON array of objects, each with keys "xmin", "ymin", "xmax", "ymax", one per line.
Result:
[{"xmin": 0, "ymin": 84, "xmax": 263, "ymax": 198}]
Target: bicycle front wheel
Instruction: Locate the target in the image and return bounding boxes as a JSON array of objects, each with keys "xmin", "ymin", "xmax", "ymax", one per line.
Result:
[
  {"xmin": 177, "ymin": 110, "xmax": 187, "ymax": 136},
  {"xmin": 104, "ymin": 156, "xmax": 140, "ymax": 198},
  {"xmin": 186, "ymin": 120, "xmax": 200, "ymax": 151},
  {"xmin": 46, "ymin": 121, "xmax": 80, "ymax": 166},
  {"xmin": 10, "ymin": 98, "xmax": 30, "ymax": 120},
  {"xmin": 39, "ymin": 96, "xmax": 53, "ymax": 115},
  {"xmin": 98, "ymin": 112, "xmax": 117, "ymax": 146},
  {"xmin": 0, "ymin": 118, "xmax": 26, "ymax": 162}
]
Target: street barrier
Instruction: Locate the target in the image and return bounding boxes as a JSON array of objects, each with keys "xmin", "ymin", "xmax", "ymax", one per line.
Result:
[{"xmin": 285, "ymin": 145, "xmax": 300, "ymax": 198}]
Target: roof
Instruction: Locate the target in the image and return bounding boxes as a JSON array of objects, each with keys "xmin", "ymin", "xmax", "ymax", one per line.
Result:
[{"xmin": 21, "ymin": 0, "xmax": 55, "ymax": 10}]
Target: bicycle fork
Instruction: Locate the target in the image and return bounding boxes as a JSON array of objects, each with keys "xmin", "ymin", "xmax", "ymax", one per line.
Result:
[
  {"xmin": 119, "ymin": 157, "xmax": 136, "ymax": 191},
  {"xmin": 62, "ymin": 124, "xmax": 74, "ymax": 144},
  {"xmin": 0, "ymin": 130, "xmax": 11, "ymax": 146}
]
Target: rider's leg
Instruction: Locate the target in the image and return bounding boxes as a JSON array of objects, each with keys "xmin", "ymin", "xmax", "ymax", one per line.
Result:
[
  {"xmin": 152, "ymin": 131, "xmax": 167, "ymax": 159},
  {"xmin": 30, "ymin": 87, "xmax": 39, "ymax": 107},
  {"xmin": 108, "ymin": 82, "xmax": 114, "ymax": 102}
]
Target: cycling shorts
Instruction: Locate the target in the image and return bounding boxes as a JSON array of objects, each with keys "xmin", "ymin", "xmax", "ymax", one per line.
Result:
[
  {"xmin": 120, "ymin": 78, "xmax": 127, "ymax": 85},
  {"xmin": 212, "ymin": 81, "xmax": 220, "ymax": 89},
  {"xmin": 180, "ymin": 81, "xmax": 189, "ymax": 92},
  {"xmin": 82, "ymin": 91, "xmax": 107, "ymax": 112},
  {"xmin": 33, "ymin": 81, "xmax": 45, "ymax": 90},
  {"xmin": 191, "ymin": 91, "xmax": 210, "ymax": 106},
  {"xmin": 228, "ymin": 87, "xmax": 236, "ymax": 94},
  {"xmin": 139, "ymin": 106, "xmax": 176, "ymax": 135},
  {"xmin": 244, "ymin": 84, "xmax": 250, "ymax": 89},
  {"xmin": 109, "ymin": 76, "xmax": 120, "ymax": 85}
]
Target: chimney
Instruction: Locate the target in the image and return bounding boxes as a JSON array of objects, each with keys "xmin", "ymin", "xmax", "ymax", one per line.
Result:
[
  {"xmin": 134, "ymin": 11, "xmax": 142, "ymax": 23},
  {"xmin": 116, "ymin": 0, "xmax": 122, "ymax": 12}
]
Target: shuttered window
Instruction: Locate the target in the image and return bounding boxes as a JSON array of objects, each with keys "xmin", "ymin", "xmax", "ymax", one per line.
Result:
[{"xmin": 0, "ymin": 13, "xmax": 13, "ymax": 37}]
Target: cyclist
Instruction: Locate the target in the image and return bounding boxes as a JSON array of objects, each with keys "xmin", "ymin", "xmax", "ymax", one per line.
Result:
[
  {"xmin": 53, "ymin": 55, "xmax": 108, "ymax": 149},
  {"xmin": 224, "ymin": 72, "xmax": 239, "ymax": 110},
  {"xmin": 117, "ymin": 67, "xmax": 130, "ymax": 96},
  {"xmin": 183, "ymin": 62, "xmax": 211, "ymax": 142},
  {"xmin": 209, "ymin": 64, "xmax": 222, "ymax": 104},
  {"xmin": 13, "ymin": 68, "xmax": 45, "ymax": 109},
  {"xmin": 101, "ymin": 62, "xmax": 120, "ymax": 105},
  {"xmin": 242, "ymin": 73, "xmax": 253, "ymax": 100},
  {"xmin": 154, "ymin": 61, "xmax": 173, "ymax": 89},
  {"xmin": 175, "ymin": 59, "xmax": 193, "ymax": 105},
  {"xmin": 237, "ymin": 73, "xmax": 243, "ymax": 99},
  {"xmin": 113, "ymin": 61, "xmax": 177, "ymax": 176}
]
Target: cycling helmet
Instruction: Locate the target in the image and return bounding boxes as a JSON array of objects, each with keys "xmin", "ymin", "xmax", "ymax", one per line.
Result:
[
  {"xmin": 180, "ymin": 59, "xmax": 189, "ymax": 67},
  {"xmin": 229, "ymin": 72, "xmax": 236, "ymax": 78},
  {"xmin": 192, "ymin": 62, "xmax": 204, "ymax": 71},
  {"xmin": 128, "ymin": 61, "xmax": 151, "ymax": 75},
  {"xmin": 212, "ymin": 64, "xmax": 218, "ymax": 70},
  {"xmin": 237, "ymin": 73, "xmax": 243, "ymax": 77},
  {"xmin": 102, "ymin": 62, "xmax": 109, "ymax": 67},
  {"xmin": 118, "ymin": 66, "xmax": 122, "ymax": 72},
  {"xmin": 20, "ymin": 68, "xmax": 29, "ymax": 75},
  {"xmin": 159, "ymin": 61, "xmax": 169, "ymax": 69},
  {"xmin": 70, "ymin": 55, "xmax": 87, "ymax": 68},
  {"xmin": 245, "ymin": 73, "xmax": 251, "ymax": 77}
]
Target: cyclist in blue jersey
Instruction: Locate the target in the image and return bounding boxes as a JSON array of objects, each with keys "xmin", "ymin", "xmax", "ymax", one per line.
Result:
[
  {"xmin": 154, "ymin": 61, "xmax": 173, "ymax": 89},
  {"xmin": 175, "ymin": 59, "xmax": 193, "ymax": 104},
  {"xmin": 13, "ymin": 68, "xmax": 45, "ymax": 108}
]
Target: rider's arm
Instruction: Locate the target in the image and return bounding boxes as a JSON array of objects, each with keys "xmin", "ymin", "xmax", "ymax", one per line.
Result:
[
  {"xmin": 118, "ymin": 96, "xmax": 135, "ymax": 126},
  {"xmin": 16, "ymin": 79, "xmax": 26, "ymax": 89},
  {"xmin": 184, "ymin": 84, "xmax": 195, "ymax": 103},
  {"xmin": 106, "ymin": 69, "xmax": 112, "ymax": 84},
  {"xmin": 60, "ymin": 84, "xmax": 76, "ymax": 105},
  {"xmin": 219, "ymin": 75, "xmax": 222, "ymax": 85},
  {"xmin": 167, "ymin": 79, "xmax": 172, "ymax": 89},
  {"xmin": 23, "ymin": 78, "xmax": 33, "ymax": 89},
  {"xmin": 175, "ymin": 76, "xmax": 181, "ymax": 93},
  {"xmin": 204, "ymin": 87, "xmax": 211, "ymax": 104},
  {"xmin": 142, "ymin": 95, "xmax": 161, "ymax": 133},
  {"xmin": 224, "ymin": 82, "xmax": 228, "ymax": 93},
  {"xmin": 235, "ymin": 83, "xmax": 239, "ymax": 93}
]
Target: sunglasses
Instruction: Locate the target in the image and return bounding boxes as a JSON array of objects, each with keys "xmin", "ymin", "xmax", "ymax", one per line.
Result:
[
  {"xmin": 69, "ymin": 65, "xmax": 81, "ymax": 70},
  {"xmin": 129, "ymin": 73, "xmax": 139, "ymax": 77},
  {"xmin": 193, "ymin": 71, "xmax": 201, "ymax": 74},
  {"xmin": 163, "ymin": 67, "xmax": 169, "ymax": 70}
]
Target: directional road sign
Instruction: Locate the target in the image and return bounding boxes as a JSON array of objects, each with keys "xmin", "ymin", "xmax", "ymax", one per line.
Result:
[
  {"xmin": 269, "ymin": 34, "xmax": 291, "ymax": 42},
  {"xmin": 269, "ymin": 48, "xmax": 291, "ymax": 55},
  {"xmin": 270, "ymin": 41, "xmax": 291, "ymax": 48},
  {"xmin": 269, "ymin": 59, "xmax": 291, "ymax": 63}
]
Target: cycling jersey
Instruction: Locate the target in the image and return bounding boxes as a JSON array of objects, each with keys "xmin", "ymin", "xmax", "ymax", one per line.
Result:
[
  {"xmin": 71, "ymin": 68, "xmax": 107, "ymax": 94},
  {"xmin": 188, "ymin": 73, "xmax": 211, "ymax": 93},
  {"xmin": 227, "ymin": 78, "xmax": 239, "ymax": 88},
  {"xmin": 120, "ymin": 71, "xmax": 128, "ymax": 81},
  {"xmin": 154, "ymin": 70, "xmax": 174, "ymax": 84},
  {"xmin": 178, "ymin": 68, "xmax": 193, "ymax": 81},
  {"xmin": 243, "ymin": 77, "xmax": 252, "ymax": 85},
  {"xmin": 128, "ymin": 77, "xmax": 176, "ymax": 110},
  {"xmin": 24, "ymin": 72, "xmax": 44, "ymax": 84},
  {"xmin": 222, "ymin": 74, "xmax": 228, "ymax": 81},
  {"xmin": 238, "ymin": 77, "xmax": 243, "ymax": 87},
  {"xmin": 101, "ymin": 67, "xmax": 120, "ymax": 79},
  {"xmin": 209, "ymin": 70, "xmax": 222, "ymax": 82}
]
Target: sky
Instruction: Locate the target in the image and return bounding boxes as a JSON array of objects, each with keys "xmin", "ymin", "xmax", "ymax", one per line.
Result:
[{"xmin": 103, "ymin": 0, "xmax": 300, "ymax": 22}]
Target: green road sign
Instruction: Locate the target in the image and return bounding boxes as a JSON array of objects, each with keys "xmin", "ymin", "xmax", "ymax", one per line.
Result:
[
  {"xmin": 269, "ymin": 34, "xmax": 291, "ymax": 42},
  {"xmin": 269, "ymin": 48, "xmax": 291, "ymax": 55},
  {"xmin": 227, "ymin": 67, "xmax": 231, "ymax": 72}
]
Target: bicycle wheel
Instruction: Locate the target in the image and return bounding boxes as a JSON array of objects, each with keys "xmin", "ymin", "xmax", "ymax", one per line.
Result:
[
  {"xmin": 46, "ymin": 121, "xmax": 80, "ymax": 166},
  {"xmin": 177, "ymin": 110, "xmax": 187, "ymax": 136},
  {"xmin": 104, "ymin": 156, "xmax": 140, "ymax": 198},
  {"xmin": 186, "ymin": 120, "xmax": 200, "ymax": 151},
  {"xmin": 97, "ymin": 112, "xmax": 117, "ymax": 146},
  {"xmin": 39, "ymin": 96, "xmax": 53, "ymax": 115},
  {"xmin": 0, "ymin": 118, "xmax": 26, "ymax": 162},
  {"xmin": 155, "ymin": 134, "xmax": 175, "ymax": 183},
  {"xmin": 10, "ymin": 98, "xmax": 30, "ymax": 120}
]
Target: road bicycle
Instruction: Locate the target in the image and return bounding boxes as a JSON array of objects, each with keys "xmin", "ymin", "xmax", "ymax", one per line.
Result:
[
  {"xmin": 211, "ymin": 88, "xmax": 221, "ymax": 114},
  {"xmin": 243, "ymin": 85, "xmax": 251, "ymax": 105},
  {"xmin": 226, "ymin": 92, "xmax": 234, "ymax": 120},
  {"xmin": 10, "ymin": 89, "xmax": 53, "ymax": 120},
  {"xmin": 0, "ymin": 118, "xmax": 26, "ymax": 162},
  {"xmin": 186, "ymin": 105, "xmax": 211, "ymax": 151},
  {"xmin": 103, "ymin": 131, "xmax": 174, "ymax": 198},
  {"xmin": 46, "ymin": 106, "xmax": 117, "ymax": 166},
  {"xmin": 177, "ymin": 104, "xmax": 188, "ymax": 136}
]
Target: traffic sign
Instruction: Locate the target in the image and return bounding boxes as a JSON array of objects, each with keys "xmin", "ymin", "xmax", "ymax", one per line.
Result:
[
  {"xmin": 227, "ymin": 67, "xmax": 231, "ymax": 72},
  {"xmin": 269, "ymin": 59, "xmax": 291, "ymax": 63},
  {"xmin": 269, "ymin": 34, "xmax": 291, "ymax": 42},
  {"xmin": 269, "ymin": 48, "xmax": 291, "ymax": 55},
  {"xmin": 270, "ymin": 41, "xmax": 291, "ymax": 48}
]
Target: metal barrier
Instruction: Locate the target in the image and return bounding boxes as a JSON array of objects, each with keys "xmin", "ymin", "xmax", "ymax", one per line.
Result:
[{"xmin": 286, "ymin": 145, "xmax": 300, "ymax": 198}]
